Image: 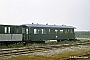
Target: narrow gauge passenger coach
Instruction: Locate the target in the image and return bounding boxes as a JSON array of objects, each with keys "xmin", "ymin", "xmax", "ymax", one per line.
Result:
[{"xmin": 0, "ymin": 24, "xmax": 76, "ymax": 43}]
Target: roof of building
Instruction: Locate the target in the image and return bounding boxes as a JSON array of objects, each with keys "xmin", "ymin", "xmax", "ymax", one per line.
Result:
[{"xmin": 23, "ymin": 23, "xmax": 76, "ymax": 29}]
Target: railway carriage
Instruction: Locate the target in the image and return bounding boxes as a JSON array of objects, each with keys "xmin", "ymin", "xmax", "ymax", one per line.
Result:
[
  {"xmin": 0, "ymin": 24, "xmax": 76, "ymax": 43},
  {"xmin": 0, "ymin": 25, "xmax": 23, "ymax": 43},
  {"xmin": 25, "ymin": 24, "xmax": 76, "ymax": 42}
]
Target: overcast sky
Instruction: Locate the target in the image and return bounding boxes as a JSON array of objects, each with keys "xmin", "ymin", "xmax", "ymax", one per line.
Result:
[{"xmin": 0, "ymin": 0, "xmax": 90, "ymax": 31}]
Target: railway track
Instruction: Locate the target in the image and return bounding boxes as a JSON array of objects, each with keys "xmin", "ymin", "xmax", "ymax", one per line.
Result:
[{"xmin": 0, "ymin": 42, "xmax": 90, "ymax": 59}]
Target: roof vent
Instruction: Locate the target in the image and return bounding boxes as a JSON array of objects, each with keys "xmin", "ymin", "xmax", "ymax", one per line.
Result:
[
  {"xmin": 62, "ymin": 25, "xmax": 66, "ymax": 26},
  {"xmin": 46, "ymin": 23, "xmax": 48, "ymax": 25}
]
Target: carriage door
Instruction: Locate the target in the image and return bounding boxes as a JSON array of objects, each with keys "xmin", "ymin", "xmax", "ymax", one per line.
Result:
[{"xmin": 22, "ymin": 27, "xmax": 29, "ymax": 41}]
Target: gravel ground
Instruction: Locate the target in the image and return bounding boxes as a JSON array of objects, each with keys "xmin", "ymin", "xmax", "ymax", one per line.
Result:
[
  {"xmin": 77, "ymin": 38, "xmax": 90, "ymax": 41},
  {"xmin": 31, "ymin": 44, "xmax": 90, "ymax": 56}
]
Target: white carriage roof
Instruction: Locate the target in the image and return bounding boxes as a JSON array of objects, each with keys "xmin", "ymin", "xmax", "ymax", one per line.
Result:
[{"xmin": 24, "ymin": 24, "xmax": 76, "ymax": 29}]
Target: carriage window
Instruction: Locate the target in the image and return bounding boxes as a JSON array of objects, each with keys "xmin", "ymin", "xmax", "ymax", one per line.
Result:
[
  {"xmin": 49, "ymin": 29, "xmax": 53, "ymax": 34},
  {"xmin": 34, "ymin": 28, "xmax": 40, "ymax": 34},
  {"xmin": 43, "ymin": 29, "xmax": 46, "ymax": 34},
  {"xmin": 34, "ymin": 29, "xmax": 37, "ymax": 34},
  {"xmin": 5, "ymin": 27, "xmax": 7, "ymax": 33},
  {"xmin": 16, "ymin": 29, "xmax": 18, "ymax": 33},
  {"xmin": 60, "ymin": 29, "xmax": 63, "ymax": 34},
  {"xmin": 42, "ymin": 29, "xmax": 44, "ymax": 34},
  {"xmin": 8, "ymin": 27, "xmax": 10, "ymax": 33},
  {"xmin": 70, "ymin": 29, "xmax": 73, "ymax": 33},
  {"xmin": 22, "ymin": 28, "xmax": 25, "ymax": 33},
  {"xmin": 49, "ymin": 29, "xmax": 50, "ymax": 34},
  {"xmin": 68, "ymin": 29, "xmax": 70, "ymax": 33},
  {"xmin": 55, "ymin": 29, "xmax": 58, "ymax": 34},
  {"xmin": 37, "ymin": 29, "xmax": 40, "ymax": 34},
  {"xmin": 26, "ymin": 28, "xmax": 28, "ymax": 34},
  {"xmin": 65, "ymin": 29, "xmax": 68, "ymax": 33}
]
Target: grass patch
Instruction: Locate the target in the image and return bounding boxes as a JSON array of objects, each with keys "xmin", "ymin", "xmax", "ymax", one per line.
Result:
[
  {"xmin": 76, "ymin": 35, "xmax": 90, "ymax": 38},
  {"xmin": 0, "ymin": 40, "xmax": 89, "ymax": 49},
  {"xmin": 0, "ymin": 43, "xmax": 23, "ymax": 49}
]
